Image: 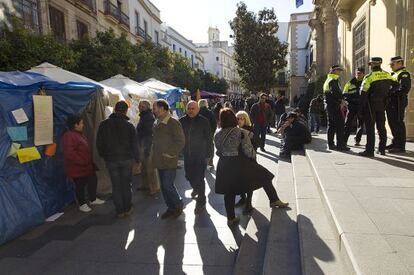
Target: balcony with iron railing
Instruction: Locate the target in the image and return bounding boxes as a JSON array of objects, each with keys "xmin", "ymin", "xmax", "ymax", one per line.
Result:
[
  {"xmin": 136, "ymin": 26, "xmax": 145, "ymax": 38},
  {"xmin": 104, "ymin": 0, "xmax": 129, "ymax": 28}
]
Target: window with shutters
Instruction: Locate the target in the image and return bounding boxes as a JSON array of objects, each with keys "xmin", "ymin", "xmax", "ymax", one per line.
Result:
[
  {"xmin": 353, "ymin": 19, "xmax": 366, "ymax": 72},
  {"xmin": 13, "ymin": 0, "xmax": 40, "ymax": 33},
  {"xmin": 77, "ymin": 20, "xmax": 88, "ymax": 39},
  {"xmin": 49, "ymin": 6, "xmax": 66, "ymax": 42}
]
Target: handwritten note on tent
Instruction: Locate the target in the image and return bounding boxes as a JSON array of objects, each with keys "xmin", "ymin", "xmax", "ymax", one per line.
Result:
[
  {"xmin": 16, "ymin": 147, "xmax": 41, "ymax": 163},
  {"xmin": 7, "ymin": 126, "xmax": 28, "ymax": 141},
  {"xmin": 33, "ymin": 95, "xmax": 53, "ymax": 146},
  {"xmin": 11, "ymin": 108, "xmax": 29, "ymax": 124}
]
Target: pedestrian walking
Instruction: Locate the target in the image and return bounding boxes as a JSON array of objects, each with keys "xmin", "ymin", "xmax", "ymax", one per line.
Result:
[
  {"xmin": 179, "ymin": 101, "xmax": 214, "ymax": 214},
  {"xmin": 213, "ymin": 102, "xmax": 223, "ymax": 126},
  {"xmin": 152, "ymin": 99, "xmax": 186, "ymax": 219},
  {"xmin": 96, "ymin": 101, "xmax": 139, "ymax": 218},
  {"xmin": 250, "ymin": 93, "xmax": 273, "ymax": 151},
  {"xmin": 323, "ymin": 65, "xmax": 349, "ymax": 151},
  {"xmin": 343, "ymin": 67, "xmax": 365, "ymax": 146},
  {"xmin": 214, "ymin": 108, "xmax": 288, "ymax": 227},
  {"xmin": 136, "ymin": 99, "xmax": 160, "ymax": 195},
  {"xmin": 62, "ymin": 114, "xmax": 105, "ymax": 213},
  {"xmin": 274, "ymin": 95, "xmax": 286, "ymax": 128},
  {"xmin": 199, "ymin": 99, "xmax": 217, "ymax": 168},
  {"xmin": 308, "ymin": 95, "xmax": 324, "ymax": 133},
  {"xmin": 386, "ymin": 56, "xmax": 412, "ymax": 153},
  {"xmin": 359, "ymin": 57, "xmax": 398, "ymax": 157}
]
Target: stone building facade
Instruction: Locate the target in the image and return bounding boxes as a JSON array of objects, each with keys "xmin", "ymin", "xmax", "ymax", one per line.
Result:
[
  {"xmin": 287, "ymin": 12, "xmax": 313, "ymax": 103},
  {"xmin": 334, "ymin": 0, "xmax": 414, "ymax": 139}
]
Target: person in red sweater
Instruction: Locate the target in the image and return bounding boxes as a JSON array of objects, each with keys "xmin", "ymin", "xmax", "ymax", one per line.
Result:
[{"xmin": 62, "ymin": 114, "xmax": 105, "ymax": 213}]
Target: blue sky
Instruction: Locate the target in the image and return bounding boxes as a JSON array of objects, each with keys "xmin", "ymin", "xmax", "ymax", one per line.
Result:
[{"xmin": 151, "ymin": 0, "xmax": 314, "ymax": 43}]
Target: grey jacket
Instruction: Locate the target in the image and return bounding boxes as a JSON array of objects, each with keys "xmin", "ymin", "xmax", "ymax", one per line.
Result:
[{"xmin": 214, "ymin": 127, "xmax": 256, "ymax": 159}]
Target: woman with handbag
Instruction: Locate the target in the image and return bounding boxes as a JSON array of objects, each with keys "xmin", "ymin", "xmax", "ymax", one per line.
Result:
[{"xmin": 214, "ymin": 108, "xmax": 289, "ymax": 226}]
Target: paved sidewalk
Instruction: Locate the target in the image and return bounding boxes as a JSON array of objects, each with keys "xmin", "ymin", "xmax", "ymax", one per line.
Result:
[
  {"xmin": 306, "ymin": 133, "xmax": 414, "ymax": 274},
  {"xmin": 0, "ymin": 134, "xmax": 285, "ymax": 275}
]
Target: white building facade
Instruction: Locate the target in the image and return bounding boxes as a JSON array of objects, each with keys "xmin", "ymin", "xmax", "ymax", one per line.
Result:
[
  {"xmin": 128, "ymin": 0, "xmax": 162, "ymax": 45},
  {"xmin": 196, "ymin": 27, "xmax": 243, "ymax": 94},
  {"xmin": 287, "ymin": 12, "xmax": 312, "ymax": 102},
  {"xmin": 160, "ymin": 24, "xmax": 202, "ymax": 69}
]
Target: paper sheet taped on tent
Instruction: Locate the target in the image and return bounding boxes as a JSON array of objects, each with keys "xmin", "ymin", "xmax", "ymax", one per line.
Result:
[
  {"xmin": 16, "ymin": 147, "xmax": 41, "ymax": 163},
  {"xmin": 33, "ymin": 95, "xmax": 53, "ymax": 146}
]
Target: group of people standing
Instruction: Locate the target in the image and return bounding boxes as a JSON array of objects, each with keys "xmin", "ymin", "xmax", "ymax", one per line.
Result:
[
  {"xmin": 62, "ymin": 96, "xmax": 288, "ymax": 226},
  {"xmin": 323, "ymin": 55, "xmax": 411, "ymax": 157}
]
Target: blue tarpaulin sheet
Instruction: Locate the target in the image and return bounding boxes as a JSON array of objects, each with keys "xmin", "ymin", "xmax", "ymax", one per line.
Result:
[
  {"xmin": 0, "ymin": 71, "xmax": 99, "ymax": 244},
  {"xmin": 156, "ymin": 88, "xmax": 183, "ymax": 108}
]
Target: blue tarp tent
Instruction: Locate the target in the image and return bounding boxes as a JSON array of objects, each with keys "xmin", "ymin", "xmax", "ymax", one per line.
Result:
[
  {"xmin": 0, "ymin": 71, "xmax": 100, "ymax": 244},
  {"xmin": 156, "ymin": 88, "xmax": 183, "ymax": 107}
]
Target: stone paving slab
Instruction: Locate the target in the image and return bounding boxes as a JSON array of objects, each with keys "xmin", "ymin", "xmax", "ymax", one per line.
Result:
[{"xmin": 306, "ymin": 134, "xmax": 414, "ymax": 274}]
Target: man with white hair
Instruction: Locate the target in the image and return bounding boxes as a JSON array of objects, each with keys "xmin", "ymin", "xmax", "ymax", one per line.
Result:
[
  {"xmin": 179, "ymin": 101, "xmax": 214, "ymax": 214},
  {"xmin": 198, "ymin": 99, "xmax": 217, "ymax": 167}
]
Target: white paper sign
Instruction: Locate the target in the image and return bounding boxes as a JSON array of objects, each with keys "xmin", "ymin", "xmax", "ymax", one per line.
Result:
[
  {"xmin": 11, "ymin": 108, "xmax": 29, "ymax": 124},
  {"xmin": 33, "ymin": 95, "xmax": 53, "ymax": 146}
]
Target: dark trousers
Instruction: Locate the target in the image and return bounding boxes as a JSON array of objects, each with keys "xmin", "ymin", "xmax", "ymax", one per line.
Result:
[
  {"xmin": 73, "ymin": 174, "xmax": 97, "ymax": 205},
  {"xmin": 364, "ymin": 110, "xmax": 387, "ymax": 153},
  {"xmin": 308, "ymin": 112, "xmax": 321, "ymax": 133},
  {"xmin": 106, "ymin": 160, "xmax": 133, "ymax": 214},
  {"xmin": 282, "ymin": 136, "xmax": 307, "ymax": 154},
  {"xmin": 253, "ymin": 124, "xmax": 267, "ymax": 149},
  {"xmin": 184, "ymin": 156, "xmax": 207, "ymax": 205},
  {"xmin": 326, "ymin": 107, "xmax": 345, "ymax": 148},
  {"xmin": 158, "ymin": 168, "xmax": 182, "ymax": 210},
  {"xmin": 344, "ymin": 109, "xmax": 364, "ymax": 144},
  {"xmin": 386, "ymin": 101, "xmax": 407, "ymax": 149}
]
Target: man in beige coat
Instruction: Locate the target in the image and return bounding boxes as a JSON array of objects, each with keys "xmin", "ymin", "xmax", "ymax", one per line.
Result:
[{"xmin": 153, "ymin": 99, "xmax": 186, "ymax": 219}]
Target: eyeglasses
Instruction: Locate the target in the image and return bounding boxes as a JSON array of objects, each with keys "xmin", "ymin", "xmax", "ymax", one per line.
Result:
[{"xmin": 237, "ymin": 117, "xmax": 244, "ymax": 120}]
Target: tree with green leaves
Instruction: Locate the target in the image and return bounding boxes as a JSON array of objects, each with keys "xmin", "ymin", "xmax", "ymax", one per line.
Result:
[{"xmin": 230, "ymin": 2, "xmax": 288, "ymax": 93}]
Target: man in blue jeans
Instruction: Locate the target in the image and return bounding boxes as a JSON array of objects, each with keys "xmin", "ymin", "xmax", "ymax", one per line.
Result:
[
  {"xmin": 96, "ymin": 101, "xmax": 139, "ymax": 218},
  {"xmin": 152, "ymin": 100, "xmax": 186, "ymax": 219}
]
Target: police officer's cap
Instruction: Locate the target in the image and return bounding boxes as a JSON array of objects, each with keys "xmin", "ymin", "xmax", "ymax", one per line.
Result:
[
  {"xmin": 368, "ymin": 57, "xmax": 382, "ymax": 65},
  {"xmin": 389, "ymin": 56, "xmax": 404, "ymax": 64},
  {"xmin": 329, "ymin": 65, "xmax": 343, "ymax": 72}
]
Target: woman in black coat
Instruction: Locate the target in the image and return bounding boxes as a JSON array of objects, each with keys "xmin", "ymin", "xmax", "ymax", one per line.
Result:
[{"xmin": 214, "ymin": 108, "xmax": 289, "ymax": 226}]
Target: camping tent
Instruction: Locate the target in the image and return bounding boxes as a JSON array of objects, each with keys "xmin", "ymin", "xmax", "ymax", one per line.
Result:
[
  {"xmin": 28, "ymin": 63, "xmax": 120, "ymax": 195},
  {"xmin": 100, "ymin": 75, "xmax": 158, "ymax": 125},
  {"xmin": 28, "ymin": 62, "xmax": 125, "ymax": 106},
  {"xmin": 140, "ymin": 78, "xmax": 177, "ymax": 93},
  {"xmin": 0, "ymin": 71, "xmax": 101, "ymax": 244}
]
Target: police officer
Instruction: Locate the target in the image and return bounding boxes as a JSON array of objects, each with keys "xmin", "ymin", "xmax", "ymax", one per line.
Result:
[
  {"xmin": 358, "ymin": 57, "xmax": 398, "ymax": 157},
  {"xmin": 386, "ymin": 56, "xmax": 412, "ymax": 153},
  {"xmin": 343, "ymin": 67, "xmax": 365, "ymax": 146},
  {"xmin": 323, "ymin": 65, "xmax": 349, "ymax": 151}
]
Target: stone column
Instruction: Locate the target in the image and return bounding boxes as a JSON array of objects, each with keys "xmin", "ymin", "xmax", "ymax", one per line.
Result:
[
  {"xmin": 321, "ymin": 3, "xmax": 339, "ymax": 73},
  {"xmin": 405, "ymin": 0, "xmax": 414, "ymax": 139},
  {"xmin": 309, "ymin": 18, "xmax": 324, "ymax": 78}
]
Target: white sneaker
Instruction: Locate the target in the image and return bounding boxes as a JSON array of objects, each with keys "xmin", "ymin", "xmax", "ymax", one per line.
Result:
[
  {"xmin": 79, "ymin": 204, "xmax": 92, "ymax": 212},
  {"xmin": 90, "ymin": 198, "xmax": 105, "ymax": 205}
]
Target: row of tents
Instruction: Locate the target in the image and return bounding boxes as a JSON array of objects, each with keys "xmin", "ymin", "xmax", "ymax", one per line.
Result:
[{"xmin": 0, "ymin": 63, "xmax": 225, "ymax": 245}]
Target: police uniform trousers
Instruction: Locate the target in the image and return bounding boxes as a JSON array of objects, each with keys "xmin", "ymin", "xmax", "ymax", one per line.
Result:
[
  {"xmin": 344, "ymin": 108, "xmax": 364, "ymax": 144},
  {"xmin": 364, "ymin": 110, "xmax": 387, "ymax": 153},
  {"xmin": 326, "ymin": 106, "xmax": 345, "ymax": 148},
  {"xmin": 386, "ymin": 96, "xmax": 408, "ymax": 150}
]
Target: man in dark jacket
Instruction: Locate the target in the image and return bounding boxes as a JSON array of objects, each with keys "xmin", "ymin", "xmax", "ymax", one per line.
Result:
[
  {"xmin": 359, "ymin": 57, "xmax": 398, "ymax": 157},
  {"xmin": 96, "ymin": 101, "xmax": 139, "ymax": 218},
  {"xmin": 280, "ymin": 112, "xmax": 312, "ymax": 158},
  {"xmin": 179, "ymin": 101, "xmax": 213, "ymax": 214},
  {"xmin": 250, "ymin": 93, "xmax": 273, "ymax": 151},
  {"xmin": 308, "ymin": 95, "xmax": 324, "ymax": 133},
  {"xmin": 198, "ymin": 99, "xmax": 217, "ymax": 168},
  {"xmin": 343, "ymin": 67, "xmax": 365, "ymax": 146},
  {"xmin": 323, "ymin": 65, "xmax": 349, "ymax": 151},
  {"xmin": 274, "ymin": 95, "xmax": 286, "ymax": 127},
  {"xmin": 136, "ymin": 99, "xmax": 159, "ymax": 195}
]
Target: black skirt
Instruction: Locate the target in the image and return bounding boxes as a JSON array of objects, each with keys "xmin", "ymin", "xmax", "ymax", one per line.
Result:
[{"xmin": 215, "ymin": 155, "xmax": 274, "ymax": 195}]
